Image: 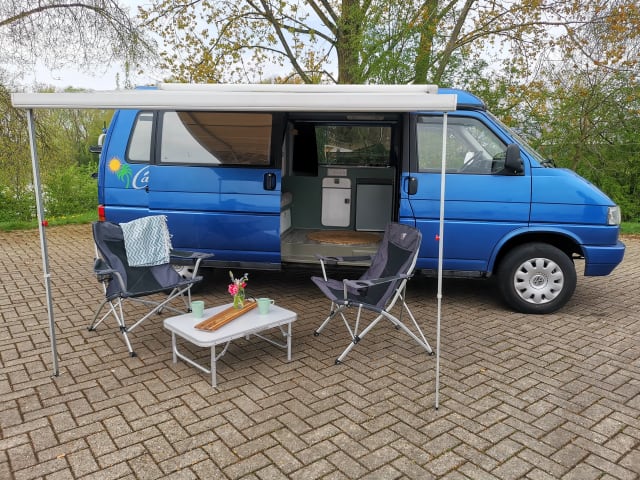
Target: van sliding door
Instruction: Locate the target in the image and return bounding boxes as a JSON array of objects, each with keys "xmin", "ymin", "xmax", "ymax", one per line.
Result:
[{"xmin": 148, "ymin": 111, "xmax": 282, "ymax": 269}]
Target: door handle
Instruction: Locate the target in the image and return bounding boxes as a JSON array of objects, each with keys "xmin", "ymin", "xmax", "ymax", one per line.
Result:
[
  {"xmin": 263, "ymin": 173, "xmax": 276, "ymax": 190},
  {"xmin": 407, "ymin": 176, "xmax": 418, "ymax": 195}
]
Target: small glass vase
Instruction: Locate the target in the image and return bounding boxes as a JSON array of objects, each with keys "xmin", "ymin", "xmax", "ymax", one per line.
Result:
[{"xmin": 233, "ymin": 288, "xmax": 245, "ymax": 309}]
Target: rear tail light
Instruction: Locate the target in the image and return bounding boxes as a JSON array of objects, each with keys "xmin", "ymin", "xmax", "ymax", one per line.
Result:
[{"xmin": 98, "ymin": 205, "xmax": 105, "ymax": 222}]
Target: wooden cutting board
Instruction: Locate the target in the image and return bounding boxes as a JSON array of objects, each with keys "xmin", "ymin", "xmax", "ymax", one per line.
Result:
[{"xmin": 195, "ymin": 301, "xmax": 257, "ymax": 331}]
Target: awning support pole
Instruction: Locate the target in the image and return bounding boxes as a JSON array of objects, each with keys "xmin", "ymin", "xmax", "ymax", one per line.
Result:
[
  {"xmin": 26, "ymin": 109, "xmax": 59, "ymax": 377},
  {"xmin": 435, "ymin": 113, "xmax": 448, "ymax": 410}
]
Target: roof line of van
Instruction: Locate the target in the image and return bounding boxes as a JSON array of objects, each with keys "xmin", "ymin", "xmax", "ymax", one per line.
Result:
[
  {"xmin": 11, "ymin": 84, "xmax": 457, "ymax": 112},
  {"xmin": 438, "ymin": 88, "xmax": 486, "ymax": 111}
]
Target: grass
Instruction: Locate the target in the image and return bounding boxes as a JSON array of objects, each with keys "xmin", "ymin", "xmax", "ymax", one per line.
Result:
[
  {"xmin": 621, "ymin": 222, "xmax": 640, "ymax": 235},
  {"xmin": 0, "ymin": 211, "xmax": 98, "ymax": 231}
]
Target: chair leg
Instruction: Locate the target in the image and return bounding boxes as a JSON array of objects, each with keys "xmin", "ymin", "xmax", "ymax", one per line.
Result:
[
  {"xmin": 334, "ymin": 308, "xmax": 433, "ymax": 364},
  {"xmin": 313, "ymin": 302, "xmax": 343, "ymax": 336},
  {"xmin": 111, "ymin": 299, "xmax": 136, "ymax": 357},
  {"xmin": 119, "ymin": 326, "xmax": 137, "ymax": 357},
  {"xmin": 335, "ymin": 311, "xmax": 384, "ymax": 364},
  {"xmin": 90, "ymin": 298, "xmax": 137, "ymax": 356},
  {"xmin": 88, "ymin": 299, "xmax": 112, "ymax": 331}
]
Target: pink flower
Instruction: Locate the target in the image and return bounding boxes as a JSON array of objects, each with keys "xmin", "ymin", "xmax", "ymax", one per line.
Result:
[{"xmin": 228, "ymin": 271, "xmax": 249, "ymax": 298}]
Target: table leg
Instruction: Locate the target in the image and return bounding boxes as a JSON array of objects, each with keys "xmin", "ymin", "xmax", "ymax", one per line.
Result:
[
  {"xmin": 287, "ymin": 321, "xmax": 292, "ymax": 361},
  {"xmin": 211, "ymin": 344, "xmax": 217, "ymax": 387},
  {"xmin": 172, "ymin": 332, "xmax": 177, "ymax": 363}
]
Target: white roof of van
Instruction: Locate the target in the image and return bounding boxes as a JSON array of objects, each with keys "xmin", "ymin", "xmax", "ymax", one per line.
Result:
[{"xmin": 11, "ymin": 83, "xmax": 457, "ymax": 112}]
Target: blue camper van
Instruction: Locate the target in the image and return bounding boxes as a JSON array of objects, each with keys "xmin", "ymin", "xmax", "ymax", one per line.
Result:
[{"xmin": 89, "ymin": 84, "xmax": 623, "ymax": 314}]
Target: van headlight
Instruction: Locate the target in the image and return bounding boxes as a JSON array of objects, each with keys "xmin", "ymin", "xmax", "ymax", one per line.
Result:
[{"xmin": 607, "ymin": 206, "xmax": 621, "ymax": 225}]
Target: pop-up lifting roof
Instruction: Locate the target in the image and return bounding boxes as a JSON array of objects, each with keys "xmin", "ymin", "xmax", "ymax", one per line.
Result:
[
  {"xmin": 11, "ymin": 83, "xmax": 452, "ymax": 409},
  {"xmin": 11, "ymin": 83, "xmax": 457, "ymax": 112}
]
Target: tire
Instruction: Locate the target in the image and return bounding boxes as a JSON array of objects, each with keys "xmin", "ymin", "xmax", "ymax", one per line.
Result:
[
  {"xmin": 173, "ymin": 264, "xmax": 196, "ymax": 281},
  {"xmin": 497, "ymin": 243, "xmax": 576, "ymax": 314},
  {"xmin": 173, "ymin": 264, "xmax": 207, "ymax": 293}
]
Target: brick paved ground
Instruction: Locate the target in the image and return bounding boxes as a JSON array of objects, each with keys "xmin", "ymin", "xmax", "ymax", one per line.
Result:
[{"xmin": 1, "ymin": 225, "xmax": 638, "ymax": 479}]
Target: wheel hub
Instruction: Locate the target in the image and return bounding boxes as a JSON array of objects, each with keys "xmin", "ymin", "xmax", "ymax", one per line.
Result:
[
  {"xmin": 513, "ymin": 257, "xmax": 564, "ymax": 304},
  {"xmin": 530, "ymin": 273, "xmax": 547, "ymax": 288}
]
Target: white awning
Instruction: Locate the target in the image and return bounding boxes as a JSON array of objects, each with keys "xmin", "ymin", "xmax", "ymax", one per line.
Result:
[
  {"xmin": 157, "ymin": 82, "xmax": 440, "ymax": 94},
  {"xmin": 11, "ymin": 84, "xmax": 457, "ymax": 112}
]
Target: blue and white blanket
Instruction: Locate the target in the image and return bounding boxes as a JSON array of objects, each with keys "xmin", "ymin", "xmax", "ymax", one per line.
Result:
[{"xmin": 120, "ymin": 215, "xmax": 173, "ymax": 267}]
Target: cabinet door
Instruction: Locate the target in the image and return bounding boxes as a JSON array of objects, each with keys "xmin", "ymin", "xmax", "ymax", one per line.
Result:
[{"xmin": 321, "ymin": 177, "xmax": 351, "ymax": 227}]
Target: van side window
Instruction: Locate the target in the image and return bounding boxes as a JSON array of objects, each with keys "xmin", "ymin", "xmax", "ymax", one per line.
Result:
[
  {"xmin": 160, "ymin": 111, "xmax": 272, "ymax": 166},
  {"xmin": 417, "ymin": 116, "xmax": 507, "ymax": 174},
  {"xmin": 127, "ymin": 111, "xmax": 153, "ymax": 163}
]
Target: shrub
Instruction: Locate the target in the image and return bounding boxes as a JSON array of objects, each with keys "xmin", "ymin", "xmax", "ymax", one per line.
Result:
[{"xmin": 43, "ymin": 162, "xmax": 98, "ymax": 217}]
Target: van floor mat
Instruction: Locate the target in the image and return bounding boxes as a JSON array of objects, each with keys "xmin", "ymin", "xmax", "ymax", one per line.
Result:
[{"xmin": 306, "ymin": 230, "xmax": 382, "ymax": 245}]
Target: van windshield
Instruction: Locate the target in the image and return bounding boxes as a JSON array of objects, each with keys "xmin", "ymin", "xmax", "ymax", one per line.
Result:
[{"xmin": 486, "ymin": 112, "xmax": 553, "ymax": 167}]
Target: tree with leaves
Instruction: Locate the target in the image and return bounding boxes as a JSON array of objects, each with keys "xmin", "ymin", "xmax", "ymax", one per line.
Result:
[
  {"xmin": 0, "ymin": 0, "xmax": 153, "ymax": 83},
  {"xmin": 0, "ymin": 1, "xmax": 146, "ymax": 221},
  {"xmin": 0, "ymin": 81, "xmax": 111, "ymax": 221},
  {"xmin": 139, "ymin": 0, "xmax": 639, "ymax": 87}
]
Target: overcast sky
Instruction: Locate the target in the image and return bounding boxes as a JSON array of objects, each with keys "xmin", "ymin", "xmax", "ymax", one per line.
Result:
[
  {"xmin": 30, "ymin": 61, "xmax": 160, "ymax": 91},
  {"xmin": 29, "ymin": 0, "xmax": 155, "ymax": 90}
]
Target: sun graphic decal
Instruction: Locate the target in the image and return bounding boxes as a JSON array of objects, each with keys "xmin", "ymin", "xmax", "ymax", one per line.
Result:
[{"xmin": 108, "ymin": 157, "xmax": 133, "ymax": 188}]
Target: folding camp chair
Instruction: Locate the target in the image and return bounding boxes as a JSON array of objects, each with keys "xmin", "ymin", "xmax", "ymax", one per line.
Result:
[
  {"xmin": 89, "ymin": 220, "xmax": 212, "ymax": 357},
  {"xmin": 311, "ymin": 222, "xmax": 433, "ymax": 364}
]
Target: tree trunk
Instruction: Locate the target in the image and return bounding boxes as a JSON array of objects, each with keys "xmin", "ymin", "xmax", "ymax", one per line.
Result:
[
  {"xmin": 336, "ymin": 0, "xmax": 363, "ymax": 84},
  {"xmin": 413, "ymin": 0, "xmax": 439, "ymax": 84}
]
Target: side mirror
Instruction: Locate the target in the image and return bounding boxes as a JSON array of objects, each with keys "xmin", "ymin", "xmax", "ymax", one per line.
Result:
[{"xmin": 503, "ymin": 144, "xmax": 524, "ymax": 175}]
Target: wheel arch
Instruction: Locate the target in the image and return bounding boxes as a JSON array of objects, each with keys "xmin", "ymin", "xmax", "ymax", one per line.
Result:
[{"xmin": 490, "ymin": 229, "xmax": 583, "ymax": 275}]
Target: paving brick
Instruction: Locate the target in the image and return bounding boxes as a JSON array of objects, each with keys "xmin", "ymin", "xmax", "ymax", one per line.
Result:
[
  {"xmin": 191, "ymin": 458, "xmax": 226, "ymax": 479},
  {"xmin": 67, "ymin": 449, "xmax": 100, "ymax": 477},
  {"xmin": 289, "ymin": 458, "xmax": 335, "ymax": 480},
  {"xmin": 7, "ymin": 442, "xmax": 38, "ymax": 471},
  {"xmin": 255, "ymin": 463, "xmax": 291, "ymax": 480},
  {"xmin": 221, "ymin": 452, "xmax": 272, "ymax": 479},
  {"xmin": 426, "ymin": 451, "xmax": 466, "ymax": 477},
  {"xmin": 13, "ymin": 457, "xmax": 69, "ymax": 480},
  {"xmin": 491, "ymin": 456, "xmax": 533, "ymax": 480},
  {"xmin": 263, "ymin": 444, "xmax": 304, "ymax": 474},
  {"xmin": 2, "ymin": 226, "xmax": 640, "ymax": 480}
]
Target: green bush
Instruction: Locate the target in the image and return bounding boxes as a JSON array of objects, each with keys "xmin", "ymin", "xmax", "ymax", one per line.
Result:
[
  {"xmin": 0, "ymin": 162, "xmax": 98, "ymax": 222},
  {"xmin": 43, "ymin": 162, "xmax": 98, "ymax": 217},
  {"xmin": 0, "ymin": 188, "xmax": 36, "ymax": 222}
]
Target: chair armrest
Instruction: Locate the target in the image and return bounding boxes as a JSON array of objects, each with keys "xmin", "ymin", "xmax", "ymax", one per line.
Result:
[
  {"xmin": 93, "ymin": 258, "xmax": 128, "ymax": 290},
  {"xmin": 170, "ymin": 251, "xmax": 213, "ymax": 279},
  {"xmin": 315, "ymin": 253, "xmax": 373, "ymax": 266},
  {"xmin": 344, "ymin": 273, "xmax": 409, "ymax": 291},
  {"xmin": 170, "ymin": 251, "xmax": 214, "ymax": 262},
  {"xmin": 93, "ymin": 258, "xmax": 115, "ymax": 276}
]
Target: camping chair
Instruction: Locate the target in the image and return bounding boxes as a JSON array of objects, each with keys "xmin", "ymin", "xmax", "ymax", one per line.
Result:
[
  {"xmin": 311, "ymin": 222, "xmax": 433, "ymax": 364},
  {"xmin": 89, "ymin": 220, "xmax": 212, "ymax": 357}
]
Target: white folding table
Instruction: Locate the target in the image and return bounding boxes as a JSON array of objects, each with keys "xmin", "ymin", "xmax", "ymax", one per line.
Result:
[{"xmin": 163, "ymin": 303, "xmax": 296, "ymax": 387}]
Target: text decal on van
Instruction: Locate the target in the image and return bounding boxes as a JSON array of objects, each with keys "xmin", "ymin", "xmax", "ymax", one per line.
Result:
[{"xmin": 132, "ymin": 166, "xmax": 150, "ymax": 190}]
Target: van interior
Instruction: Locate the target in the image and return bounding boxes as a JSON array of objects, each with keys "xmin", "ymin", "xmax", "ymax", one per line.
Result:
[{"xmin": 279, "ymin": 113, "xmax": 402, "ymax": 264}]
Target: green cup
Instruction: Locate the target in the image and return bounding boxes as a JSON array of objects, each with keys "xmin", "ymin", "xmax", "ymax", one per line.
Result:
[
  {"xmin": 191, "ymin": 300, "xmax": 205, "ymax": 319},
  {"xmin": 257, "ymin": 298, "xmax": 275, "ymax": 314}
]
